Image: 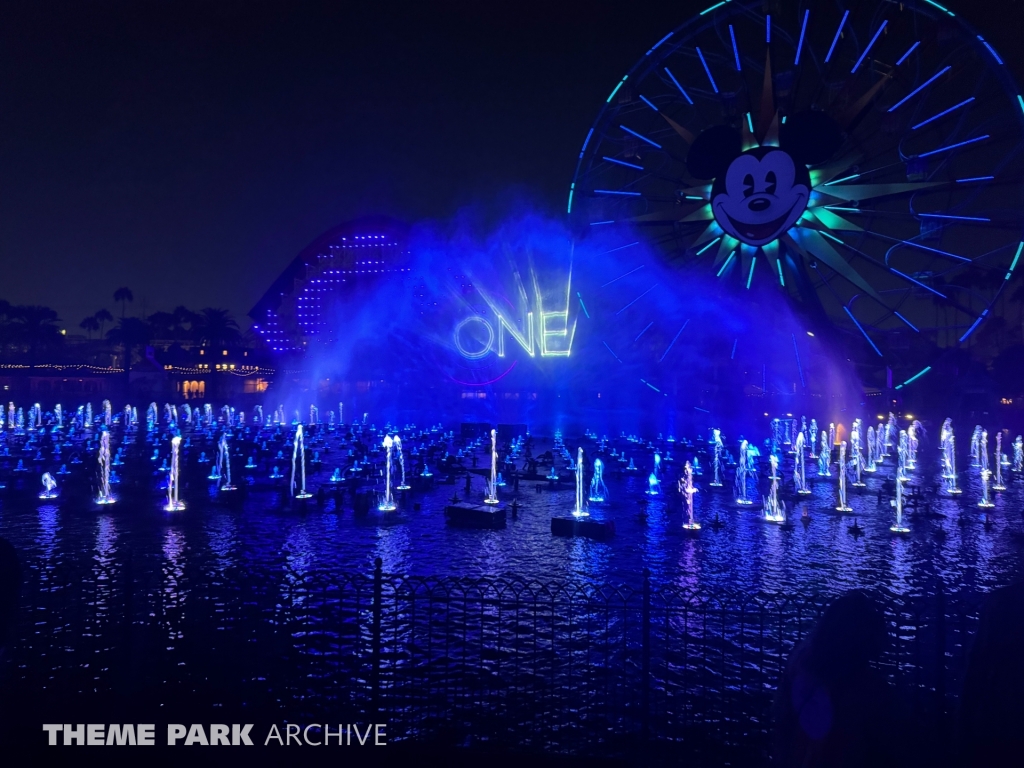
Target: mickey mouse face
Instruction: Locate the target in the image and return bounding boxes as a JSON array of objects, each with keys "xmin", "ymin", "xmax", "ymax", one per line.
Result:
[
  {"xmin": 712, "ymin": 148, "xmax": 808, "ymax": 246},
  {"xmin": 687, "ymin": 111, "xmax": 842, "ymax": 249}
]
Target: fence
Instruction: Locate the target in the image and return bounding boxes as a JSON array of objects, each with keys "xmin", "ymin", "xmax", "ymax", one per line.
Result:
[{"xmin": 5, "ymin": 553, "xmax": 986, "ymax": 765}]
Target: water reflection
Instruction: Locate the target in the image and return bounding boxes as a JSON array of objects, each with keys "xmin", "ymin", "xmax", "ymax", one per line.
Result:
[
  {"xmin": 162, "ymin": 527, "xmax": 186, "ymax": 646},
  {"xmin": 205, "ymin": 513, "xmax": 237, "ymax": 574},
  {"xmin": 374, "ymin": 523, "xmax": 410, "ymax": 575}
]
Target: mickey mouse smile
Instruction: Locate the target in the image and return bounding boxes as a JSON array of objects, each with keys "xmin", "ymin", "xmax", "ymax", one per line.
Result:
[
  {"xmin": 686, "ymin": 111, "xmax": 841, "ymax": 251},
  {"xmin": 710, "ymin": 148, "xmax": 809, "ymax": 247}
]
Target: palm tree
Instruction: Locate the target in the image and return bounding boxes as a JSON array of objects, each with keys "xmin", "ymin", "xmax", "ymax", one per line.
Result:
[
  {"xmin": 94, "ymin": 308, "xmax": 113, "ymax": 336},
  {"xmin": 11, "ymin": 305, "xmax": 63, "ymax": 363},
  {"xmin": 106, "ymin": 317, "xmax": 152, "ymax": 370},
  {"xmin": 192, "ymin": 308, "xmax": 242, "ymax": 348},
  {"xmin": 79, "ymin": 315, "xmax": 100, "ymax": 338},
  {"xmin": 113, "ymin": 287, "xmax": 134, "ymax": 318}
]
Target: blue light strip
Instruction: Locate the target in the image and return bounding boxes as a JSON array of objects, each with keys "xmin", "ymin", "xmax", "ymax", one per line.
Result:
[
  {"xmin": 601, "ymin": 264, "xmax": 644, "ymax": 287},
  {"xmin": 956, "ymin": 175, "xmax": 994, "ymax": 183},
  {"xmin": 731, "ymin": 338, "xmax": 738, "ymax": 359},
  {"xmin": 616, "ymin": 284, "xmax": 658, "ymax": 314},
  {"xmin": 595, "ymin": 189, "xmax": 642, "ymax": 196},
  {"xmin": 603, "ymin": 341, "xmax": 623, "ymax": 363},
  {"xmin": 579, "ymin": 128, "xmax": 594, "ymax": 158},
  {"xmin": 659, "ymin": 321, "xmax": 689, "ymax": 362},
  {"xmin": 820, "ymin": 231, "xmax": 845, "ymax": 245},
  {"xmin": 1019, "ymin": 95, "xmax": 1024, "ymax": 115},
  {"xmin": 700, "ymin": 1, "xmax": 728, "ymax": 15},
  {"xmin": 924, "ymin": 0, "xmax": 955, "ymax": 16},
  {"xmin": 795, "ymin": 10, "xmax": 810, "ymax": 66},
  {"xmin": 1006, "ymin": 242, "xmax": 1023, "ymax": 280},
  {"xmin": 844, "ymin": 307, "xmax": 883, "ymax": 356},
  {"xmin": 589, "ymin": 220, "xmax": 615, "ymax": 226},
  {"xmin": 634, "ymin": 321, "xmax": 654, "ymax": 341},
  {"xmin": 664, "ymin": 68, "xmax": 693, "ymax": 104},
  {"xmin": 979, "ymin": 36, "xmax": 1004, "ymax": 65},
  {"xmin": 642, "ymin": 380, "xmax": 662, "ymax": 393},
  {"xmin": 959, "ymin": 311, "xmax": 988, "ymax": 343},
  {"xmin": 639, "ymin": 94, "xmax": 659, "ymax": 112},
  {"xmin": 696, "ymin": 237, "xmax": 722, "ymax": 255},
  {"xmin": 567, "ymin": 183, "xmax": 574, "ymax": 213},
  {"xmin": 603, "ymin": 156, "xmax": 644, "ymax": 170},
  {"xmin": 746, "ymin": 112, "xmax": 754, "ymax": 133},
  {"xmin": 792, "ymin": 334, "xmax": 805, "ymax": 388},
  {"xmin": 895, "ymin": 240, "xmax": 971, "ymax": 263},
  {"xmin": 646, "ymin": 32, "xmax": 674, "ymax": 56},
  {"xmin": 888, "ymin": 66, "xmax": 951, "ymax": 112},
  {"xmin": 577, "ymin": 292, "xmax": 590, "ymax": 319},
  {"xmin": 894, "ymin": 312, "xmax": 920, "ymax": 332},
  {"xmin": 766, "ymin": 15, "xmax": 771, "ymax": 43},
  {"xmin": 896, "ymin": 40, "xmax": 920, "ymax": 66},
  {"xmin": 730, "ymin": 25, "xmax": 742, "ymax": 70},
  {"xmin": 696, "ymin": 47, "xmax": 719, "ymax": 93},
  {"xmin": 825, "ymin": 10, "xmax": 849, "ymax": 63},
  {"xmin": 777, "ymin": 258, "xmax": 785, "ymax": 287},
  {"xmin": 919, "ymin": 212, "xmax": 991, "ymax": 222},
  {"xmin": 601, "ymin": 241, "xmax": 640, "ymax": 254},
  {"xmin": 919, "ymin": 134, "xmax": 988, "ymax": 158},
  {"xmin": 851, "ymin": 21, "xmax": 887, "ymax": 74},
  {"xmin": 716, "ymin": 250, "xmax": 736, "ymax": 276},
  {"xmin": 891, "ymin": 268, "xmax": 947, "ymax": 298},
  {"xmin": 897, "ymin": 366, "xmax": 932, "ymax": 390},
  {"xmin": 824, "ymin": 172, "xmax": 860, "ymax": 186},
  {"xmin": 620, "ymin": 125, "xmax": 662, "ymax": 148},
  {"xmin": 607, "ymin": 76, "xmax": 628, "ymax": 103},
  {"xmin": 746, "ymin": 256, "xmax": 757, "ymax": 289}
]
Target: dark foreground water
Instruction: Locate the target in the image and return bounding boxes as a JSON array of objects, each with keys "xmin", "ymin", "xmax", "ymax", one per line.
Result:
[{"xmin": 0, "ymin": 416, "xmax": 1021, "ymax": 763}]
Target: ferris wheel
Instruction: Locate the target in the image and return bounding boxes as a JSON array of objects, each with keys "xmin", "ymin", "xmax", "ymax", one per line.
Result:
[{"xmin": 569, "ymin": 0, "xmax": 1024, "ymax": 389}]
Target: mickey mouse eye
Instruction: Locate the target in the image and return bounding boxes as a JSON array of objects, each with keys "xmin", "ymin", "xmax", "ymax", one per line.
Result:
[
  {"xmin": 765, "ymin": 171, "xmax": 777, "ymax": 195},
  {"xmin": 743, "ymin": 173, "xmax": 754, "ymax": 198}
]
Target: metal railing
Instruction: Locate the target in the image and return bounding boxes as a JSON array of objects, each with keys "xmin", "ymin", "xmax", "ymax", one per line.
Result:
[{"xmin": 5, "ymin": 554, "xmax": 985, "ymax": 764}]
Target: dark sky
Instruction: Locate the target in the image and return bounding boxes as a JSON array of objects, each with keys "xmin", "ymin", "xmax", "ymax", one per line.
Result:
[{"xmin": 2, "ymin": 1, "xmax": 1023, "ymax": 331}]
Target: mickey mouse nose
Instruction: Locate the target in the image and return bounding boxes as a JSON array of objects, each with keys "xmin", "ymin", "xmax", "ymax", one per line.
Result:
[{"xmin": 747, "ymin": 197, "xmax": 771, "ymax": 212}]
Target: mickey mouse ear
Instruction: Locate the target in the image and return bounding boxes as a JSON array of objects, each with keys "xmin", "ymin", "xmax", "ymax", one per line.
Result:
[
  {"xmin": 780, "ymin": 111, "xmax": 843, "ymax": 166},
  {"xmin": 687, "ymin": 125, "xmax": 742, "ymax": 180}
]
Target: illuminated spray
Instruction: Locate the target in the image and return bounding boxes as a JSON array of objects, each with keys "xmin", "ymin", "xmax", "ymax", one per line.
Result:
[
  {"xmin": 395, "ymin": 436, "xmax": 410, "ymax": 490},
  {"xmin": 484, "ymin": 429, "xmax": 499, "ymax": 505},
  {"xmin": 379, "ymin": 435, "xmax": 397, "ymax": 511},
  {"xmin": 836, "ymin": 441, "xmax": 852, "ymax": 513},
  {"xmin": 891, "ymin": 460, "xmax": 909, "ymax": 534},
  {"xmin": 710, "ymin": 429, "xmax": 724, "ymax": 486},
  {"xmin": 897, "ymin": 431, "xmax": 909, "ymax": 483},
  {"xmin": 218, "ymin": 433, "xmax": 236, "ymax": 491},
  {"xmin": 818, "ymin": 431, "xmax": 831, "ymax": 477},
  {"xmin": 292, "ymin": 425, "xmax": 313, "ymax": 500},
  {"xmin": 572, "ymin": 447, "xmax": 588, "ymax": 517},
  {"xmin": 165, "ymin": 436, "xmax": 185, "ymax": 511},
  {"xmin": 764, "ymin": 454, "xmax": 785, "ymax": 522},
  {"xmin": 735, "ymin": 439, "xmax": 753, "ymax": 505},
  {"xmin": 96, "ymin": 429, "xmax": 115, "ymax": 505},
  {"xmin": 865, "ymin": 426, "xmax": 877, "ymax": 471},
  {"xmin": 681, "ymin": 461, "xmax": 700, "ymax": 530},
  {"xmin": 39, "ymin": 472, "xmax": 58, "ymax": 500},
  {"xmin": 589, "ymin": 458, "xmax": 608, "ymax": 502},
  {"xmin": 944, "ymin": 430, "xmax": 962, "ymax": 495},
  {"xmin": 794, "ymin": 431, "xmax": 810, "ymax": 494},
  {"xmin": 994, "ymin": 433, "xmax": 1006, "ymax": 491}
]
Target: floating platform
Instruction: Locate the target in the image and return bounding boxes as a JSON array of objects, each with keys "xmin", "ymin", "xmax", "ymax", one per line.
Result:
[
  {"xmin": 551, "ymin": 516, "xmax": 615, "ymax": 541},
  {"xmin": 445, "ymin": 502, "xmax": 506, "ymax": 529}
]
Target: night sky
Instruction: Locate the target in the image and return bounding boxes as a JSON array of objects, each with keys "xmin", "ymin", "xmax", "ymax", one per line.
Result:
[{"xmin": 2, "ymin": 1, "xmax": 1023, "ymax": 331}]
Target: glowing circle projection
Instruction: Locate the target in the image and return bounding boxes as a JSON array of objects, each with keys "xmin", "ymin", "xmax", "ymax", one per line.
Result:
[{"xmin": 569, "ymin": 0, "xmax": 1024, "ymax": 376}]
